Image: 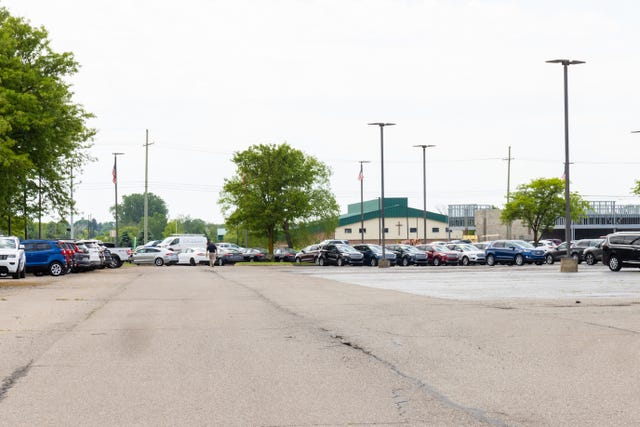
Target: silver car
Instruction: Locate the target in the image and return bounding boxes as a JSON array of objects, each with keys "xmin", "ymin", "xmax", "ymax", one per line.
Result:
[{"xmin": 132, "ymin": 247, "xmax": 178, "ymax": 266}]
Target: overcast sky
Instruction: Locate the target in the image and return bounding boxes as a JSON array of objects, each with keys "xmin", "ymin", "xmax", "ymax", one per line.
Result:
[{"xmin": 4, "ymin": 0, "xmax": 640, "ymax": 224}]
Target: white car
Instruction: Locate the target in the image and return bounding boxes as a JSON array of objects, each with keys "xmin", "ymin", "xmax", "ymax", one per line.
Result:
[
  {"xmin": 177, "ymin": 247, "xmax": 209, "ymax": 266},
  {"xmin": 446, "ymin": 243, "xmax": 486, "ymax": 266},
  {"xmin": 0, "ymin": 236, "xmax": 26, "ymax": 279}
]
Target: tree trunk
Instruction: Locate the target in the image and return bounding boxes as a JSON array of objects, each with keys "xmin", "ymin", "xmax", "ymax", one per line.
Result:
[
  {"xmin": 268, "ymin": 226, "xmax": 274, "ymax": 258},
  {"xmin": 283, "ymin": 220, "xmax": 293, "ymax": 248}
]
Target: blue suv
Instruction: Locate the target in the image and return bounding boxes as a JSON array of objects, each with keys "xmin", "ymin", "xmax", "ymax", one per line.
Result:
[
  {"xmin": 485, "ymin": 240, "xmax": 546, "ymax": 266},
  {"xmin": 22, "ymin": 240, "xmax": 69, "ymax": 276}
]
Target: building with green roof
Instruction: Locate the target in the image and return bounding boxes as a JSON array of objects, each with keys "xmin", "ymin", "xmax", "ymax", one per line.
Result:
[{"xmin": 335, "ymin": 197, "xmax": 457, "ymax": 243}]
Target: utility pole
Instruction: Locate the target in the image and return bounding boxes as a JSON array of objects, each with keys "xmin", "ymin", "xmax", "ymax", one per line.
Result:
[
  {"xmin": 112, "ymin": 152, "xmax": 125, "ymax": 245},
  {"xmin": 503, "ymin": 146, "xmax": 514, "ymax": 239},
  {"xmin": 143, "ymin": 129, "xmax": 154, "ymax": 244},
  {"xmin": 70, "ymin": 167, "xmax": 74, "ymax": 239}
]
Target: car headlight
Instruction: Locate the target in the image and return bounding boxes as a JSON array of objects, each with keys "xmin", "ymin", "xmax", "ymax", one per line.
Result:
[{"xmin": 7, "ymin": 254, "xmax": 16, "ymax": 259}]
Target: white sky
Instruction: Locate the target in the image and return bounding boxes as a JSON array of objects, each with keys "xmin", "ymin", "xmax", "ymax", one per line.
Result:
[{"xmin": 4, "ymin": 0, "xmax": 640, "ymax": 224}]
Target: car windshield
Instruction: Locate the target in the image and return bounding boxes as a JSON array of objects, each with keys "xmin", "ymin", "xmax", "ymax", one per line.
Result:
[
  {"xmin": 0, "ymin": 238, "xmax": 17, "ymax": 249},
  {"xmin": 403, "ymin": 246, "xmax": 422, "ymax": 254},
  {"xmin": 367, "ymin": 244, "xmax": 383, "ymax": 254},
  {"xmin": 512, "ymin": 241, "xmax": 535, "ymax": 249},
  {"xmin": 336, "ymin": 244, "xmax": 359, "ymax": 254},
  {"xmin": 460, "ymin": 244, "xmax": 478, "ymax": 251}
]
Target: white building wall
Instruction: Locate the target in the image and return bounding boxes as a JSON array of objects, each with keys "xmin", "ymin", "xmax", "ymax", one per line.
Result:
[{"xmin": 334, "ymin": 216, "xmax": 458, "ymax": 243}]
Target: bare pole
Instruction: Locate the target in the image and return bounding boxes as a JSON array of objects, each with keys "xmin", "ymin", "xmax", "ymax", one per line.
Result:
[
  {"xmin": 143, "ymin": 130, "xmax": 154, "ymax": 244},
  {"xmin": 503, "ymin": 146, "xmax": 514, "ymax": 239},
  {"xmin": 358, "ymin": 160, "xmax": 371, "ymax": 243},
  {"xmin": 413, "ymin": 144, "xmax": 436, "ymax": 244},
  {"xmin": 113, "ymin": 152, "xmax": 125, "ymax": 245}
]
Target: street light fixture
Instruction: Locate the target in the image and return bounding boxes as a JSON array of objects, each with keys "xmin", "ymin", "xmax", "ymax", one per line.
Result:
[
  {"xmin": 413, "ymin": 144, "xmax": 436, "ymax": 243},
  {"xmin": 546, "ymin": 59, "xmax": 584, "ymax": 258},
  {"xmin": 358, "ymin": 160, "xmax": 371, "ymax": 243},
  {"xmin": 368, "ymin": 122, "xmax": 395, "ymax": 268}
]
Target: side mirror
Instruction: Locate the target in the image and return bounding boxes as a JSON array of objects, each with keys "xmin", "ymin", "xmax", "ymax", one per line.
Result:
[{"xmin": 19, "ymin": 244, "xmax": 25, "ymax": 250}]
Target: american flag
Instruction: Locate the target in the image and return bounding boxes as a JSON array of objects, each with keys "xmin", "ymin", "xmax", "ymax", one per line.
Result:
[
  {"xmin": 112, "ymin": 160, "xmax": 117, "ymax": 184},
  {"xmin": 357, "ymin": 169, "xmax": 363, "ymax": 181}
]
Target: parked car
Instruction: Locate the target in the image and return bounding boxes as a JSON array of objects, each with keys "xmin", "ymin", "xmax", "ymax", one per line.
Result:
[
  {"xmin": 243, "ymin": 247, "xmax": 268, "ymax": 262},
  {"xmin": 0, "ymin": 236, "xmax": 26, "ymax": 279},
  {"xmin": 414, "ymin": 244, "xmax": 456, "ymax": 266},
  {"xmin": 59, "ymin": 240, "xmax": 92, "ymax": 272},
  {"xmin": 317, "ymin": 243, "xmax": 364, "ymax": 266},
  {"xmin": 446, "ymin": 243, "xmax": 486, "ymax": 266},
  {"xmin": 544, "ymin": 241, "xmax": 584, "ymax": 264},
  {"xmin": 141, "ymin": 240, "xmax": 162, "ymax": 247},
  {"xmin": 295, "ymin": 245, "xmax": 321, "ymax": 264},
  {"xmin": 273, "ymin": 248, "xmax": 297, "ymax": 262},
  {"xmin": 75, "ymin": 239, "xmax": 106, "ymax": 269},
  {"xmin": 177, "ymin": 247, "xmax": 208, "ymax": 266},
  {"xmin": 101, "ymin": 242, "xmax": 133, "ymax": 267},
  {"xmin": 132, "ymin": 247, "xmax": 178, "ymax": 266},
  {"xmin": 583, "ymin": 239, "xmax": 605, "ymax": 265},
  {"xmin": 352, "ymin": 243, "xmax": 396, "ymax": 266},
  {"xmin": 215, "ymin": 247, "xmax": 245, "ymax": 266},
  {"xmin": 22, "ymin": 239, "xmax": 70, "ymax": 276},
  {"xmin": 386, "ymin": 244, "xmax": 428, "ymax": 266},
  {"xmin": 485, "ymin": 240, "xmax": 546, "ymax": 266},
  {"xmin": 602, "ymin": 232, "xmax": 640, "ymax": 271}
]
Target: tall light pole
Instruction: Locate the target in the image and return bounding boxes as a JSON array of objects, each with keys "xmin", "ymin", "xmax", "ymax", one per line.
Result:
[
  {"xmin": 358, "ymin": 160, "xmax": 371, "ymax": 243},
  {"xmin": 546, "ymin": 59, "xmax": 584, "ymax": 251},
  {"xmin": 143, "ymin": 130, "xmax": 154, "ymax": 244},
  {"xmin": 413, "ymin": 144, "xmax": 436, "ymax": 243},
  {"xmin": 112, "ymin": 152, "xmax": 125, "ymax": 245},
  {"xmin": 368, "ymin": 122, "xmax": 395, "ymax": 268},
  {"xmin": 503, "ymin": 146, "xmax": 514, "ymax": 239}
]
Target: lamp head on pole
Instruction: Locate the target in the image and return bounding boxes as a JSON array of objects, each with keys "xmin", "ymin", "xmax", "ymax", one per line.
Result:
[
  {"xmin": 412, "ymin": 144, "xmax": 436, "ymax": 149},
  {"xmin": 546, "ymin": 59, "xmax": 586, "ymax": 66},
  {"xmin": 368, "ymin": 122, "xmax": 396, "ymax": 127}
]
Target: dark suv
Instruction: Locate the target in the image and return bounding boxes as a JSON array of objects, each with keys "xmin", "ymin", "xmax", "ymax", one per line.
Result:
[
  {"xmin": 602, "ymin": 232, "xmax": 640, "ymax": 271},
  {"xmin": 22, "ymin": 240, "xmax": 69, "ymax": 276}
]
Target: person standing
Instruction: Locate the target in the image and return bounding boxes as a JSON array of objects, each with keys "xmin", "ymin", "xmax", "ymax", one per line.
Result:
[{"xmin": 206, "ymin": 240, "xmax": 218, "ymax": 267}]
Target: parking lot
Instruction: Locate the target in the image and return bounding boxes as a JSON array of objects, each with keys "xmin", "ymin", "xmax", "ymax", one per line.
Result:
[{"xmin": 293, "ymin": 263, "xmax": 640, "ymax": 301}]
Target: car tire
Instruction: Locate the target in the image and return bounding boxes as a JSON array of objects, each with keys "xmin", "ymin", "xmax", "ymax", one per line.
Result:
[
  {"xmin": 154, "ymin": 257, "xmax": 165, "ymax": 266},
  {"xmin": 318, "ymin": 257, "xmax": 326, "ymax": 266},
  {"xmin": 545, "ymin": 254, "xmax": 554, "ymax": 265},
  {"xmin": 515, "ymin": 254, "xmax": 524, "ymax": 266},
  {"xmin": 11, "ymin": 263, "xmax": 21, "ymax": 279},
  {"xmin": 486, "ymin": 254, "xmax": 495, "ymax": 266},
  {"xmin": 571, "ymin": 253, "xmax": 581, "ymax": 264},
  {"xmin": 20, "ymin": 267, "xmax": 26, "ymax": 278},
  {"xmin": 295, "ymin": 257, "xmax": 301, "ymax": 264},
  {"xmin": 608, "ymin": 255, "xmax": 622, "ymax": 271},
  {"xmin": 369, "ymin": 258, "xmax": 377, "ymax": 267},
  {"xmin": 461, "ymin": 256, "xmax": 470, "ymax": 266},
  {"xmin": 217, "ymin": 258, "xmax": 224, "ymax": 266},
  {"xmin": 433, "ymin": 257, "xmax": 440, "ymax": 266},
  {"xmin": 337, "ymin": 257, "xmax": 344, "ymax": 267},
  {"xmin": 585, "ymin": 253, "xmax": 596, "ymax": 265},
  {"xmin": 49, "ymin": 261, "xmax": 64, "ymax": 277},
  {"xmin": 189, "ymin": 258, "xmax": 196, "ymax": 266},
  {"xmin": 401, "ymin": 257, "xmax": 410, "ymax": 267}
]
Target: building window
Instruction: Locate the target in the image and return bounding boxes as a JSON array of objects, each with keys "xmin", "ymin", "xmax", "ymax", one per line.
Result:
[
  {"xmin": 409, "ymin": 227, "xmax": 417, "ymax": 233},
  {"xmin": 344, "ymin": 228, "xmax": 352, "ymax": 234},
  {"xmin": 383, "ymin": 227, "xmax": 389, "ymax": 233},
  {"xmin": 358, "ymin": 228, "xmax": 366, "ymax": 233},
  {"xmin": 432, "ymin": 227, "xmax": 440, "ymax": 233}
]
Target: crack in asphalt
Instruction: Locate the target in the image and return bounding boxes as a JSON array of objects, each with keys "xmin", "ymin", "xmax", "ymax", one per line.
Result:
[
  {"xmin": 0, "ymin": 361, "xmax": 33, "ymax": 402},
  {"xmin": 220, "ymin": 271, "xmax": 510, "ymax": 427}
]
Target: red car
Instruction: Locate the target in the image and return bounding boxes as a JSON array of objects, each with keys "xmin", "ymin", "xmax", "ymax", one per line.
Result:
[{"xmin": 415, "ymin": 244, "xmax": 460, "ymax": 266}]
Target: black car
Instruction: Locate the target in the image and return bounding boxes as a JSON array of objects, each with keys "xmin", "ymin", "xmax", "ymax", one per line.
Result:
[
  {"xmin": 317, "ymin": 244, "xmax": 364, "ymax": 266},
  {"xmin": 583, "ymin": 239, "xmax": 605, "ymax": 265},
  {"xmin": 243, "ymin": 248, "xmax": 268, "ymax": 262},
  {"xmin": 385, "ymin": 244, "xmax": 428, "ymax": 266},
  {"xmin": 295, "ymin": 245, "xmax": 321, "ymax": 264},
  {"xmin": 544, "ymin": 241, "xmax": 582, "ymax": 265},
  {"xmin": 602, "ymin": 232, "xmax": 640, "ymax": 271},
  {"xmin": 273, "ymin": 248, "xmax": 297, "ymax": 262},
  {"xmin": 352, "ymin": 243, "xmax": 396, "ymax": 267}
]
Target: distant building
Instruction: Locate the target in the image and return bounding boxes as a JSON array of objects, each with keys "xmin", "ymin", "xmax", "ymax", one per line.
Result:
[{"xmin": 335, "ymin": 198, "xmax": 455, "ymax": 243}]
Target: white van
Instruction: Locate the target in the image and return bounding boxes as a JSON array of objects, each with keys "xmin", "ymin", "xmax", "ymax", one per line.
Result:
[{"xmin": 157, "ymin": 234, "xmax": 207, "ymax": 254}]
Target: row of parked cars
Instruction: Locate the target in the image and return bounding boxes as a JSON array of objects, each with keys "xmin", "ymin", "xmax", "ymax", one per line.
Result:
[
  {"xmin": 0, "ymin": 236, "xmax": 133, "ymax": 280},
  {"xmin": 288, "ymin": 236, "xmax": 629, "ymax": 268}
]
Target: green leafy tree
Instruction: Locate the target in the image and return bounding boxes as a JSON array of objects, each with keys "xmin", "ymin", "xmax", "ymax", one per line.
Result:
[
  {"xmin": 501, "ymin": 177, "xmax": 590, "ymax": 244},
  {"xmin": 0, "ymin": 8, "xmax": 95, "ymax": 233},
  {"xmin": 632, "ymin": 180, "xmax": 640, "ymax": 196},
  {"xmin": 219, "ymin": 143, "xmax": 339, "ymax": 254},
  {"xmin": 116, "ymin": 193, "xmax": 168, "ymax": 225}
]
